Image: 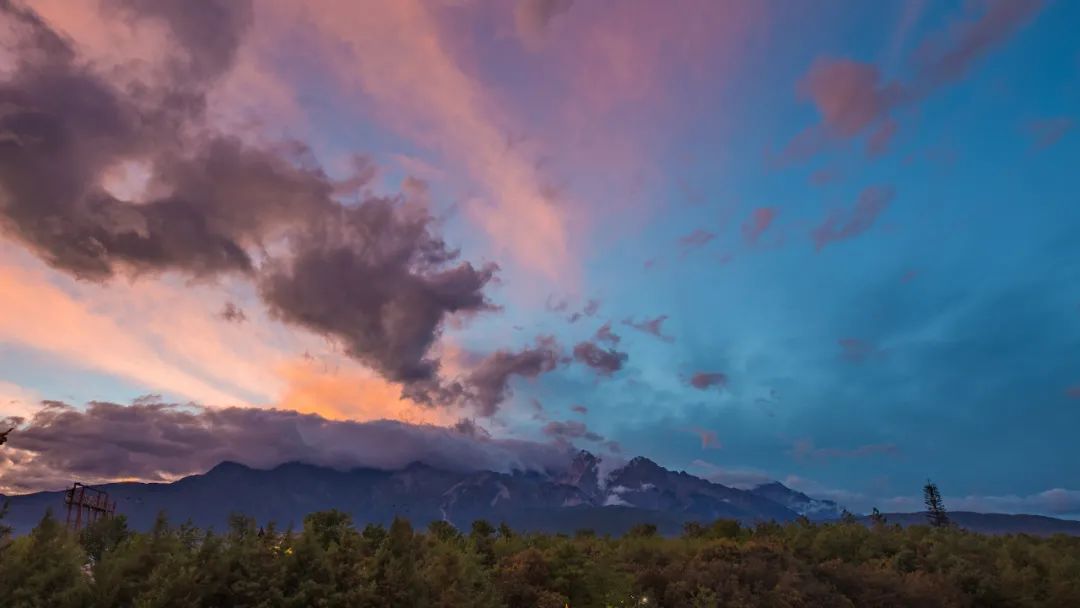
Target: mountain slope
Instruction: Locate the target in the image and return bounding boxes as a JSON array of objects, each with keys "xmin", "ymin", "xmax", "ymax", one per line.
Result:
[
  {"xmin": 860, "ymin": 511, "xmax": 1080, "ymax": 536},
  {"xmin": 750, "ymin": 481, "xmax": 844, "ymax": 521},
  {"xmin": 5, "ymin": 456, "xmax": 1076, "ymax": 538},
  {"xmin": 1, "ymin": 453, "xmax": 799, "ymax": 535}
]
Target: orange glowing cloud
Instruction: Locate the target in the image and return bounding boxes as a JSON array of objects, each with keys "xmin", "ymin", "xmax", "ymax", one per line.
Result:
[
  {"xmin": 0, "ymin": 252, "xmax": 247, "ymax": 405},
  {"xmin": 275, "ymin": 358, "xmax": 454, "ymax": 426},
  {"xmin": 0, "ymin": 241, "xmax": 467, "ymax": 427}
]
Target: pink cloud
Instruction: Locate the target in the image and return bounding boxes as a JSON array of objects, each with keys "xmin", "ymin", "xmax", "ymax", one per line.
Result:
[
  {"xmin": 913, "ymin": 0, "xmax": 1044, "ymax": 90},
  {"xmin": 811, "ymin": 186, "xmax": 894, "ymax": 250},
  {"xmin": 258, "ymin": 1, "xmax": 575, "ymax": 285},
  {"xmin": 594, "ymin": 321, "xmax": 621, "ymax": 345},
  {"xmin": 799, "ymin": 58, "xmax": 901, "ymax": 138},
  {"xmin": 1066, "ymin": 386, "xmax": 1080, "ymax": 400},
  {"xmin": 514, "ymin": 0, "xmax": 574, "ymax": 51},
  {"xmin": 688, "ymin": 372, "xmax": 727, "ymax": 390},
  {"xmin": 686, "ymin": 427, "xmax": 722, "ymax": 450},
  {"xmin": 1024, "ymin": 117, "xmax": 1073, "ymax": 149},
  {"xmin": 678, "ymin": 229, "xmax": 716, "ymax": 254},
  {"xmin": 785, "ymin": 0, "xmax": 1043, "ymax": 161},
  {"xmin": 809, "ymin": 168, "xmax": 841, "ymax": 186},
  {"xmin": 838, "ymin": 338, "xmax": 879, "ymax": 363},
  {"xmin": 866, "ymin": 118, "xmax": 898, "ymax": 157},
  {"xmin": 901, "ymin": 269, "xmax": 920, "ymax": 284},
  {"xmin": 742, "ymin": 207, "xmax": 777, "ymax": 245}
]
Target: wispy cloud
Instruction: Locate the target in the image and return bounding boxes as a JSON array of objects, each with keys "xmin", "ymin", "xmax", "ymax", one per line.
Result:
[
  {"xmin": 790, "ymin": 439, "xmax": 899, "ymax": 462},
  {"xmin": 623, "ymin": 315, "xmax": 674, "ymax": 342},
  {"xmin": 811, "ymin": 186, "xmax": 894, "ymax": 250}
]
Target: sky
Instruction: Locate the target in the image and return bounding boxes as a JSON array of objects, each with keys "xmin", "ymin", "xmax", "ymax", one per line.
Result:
[{"xmin": 1, "ymin": 0, "xmax": 1078, "ymax": 518}]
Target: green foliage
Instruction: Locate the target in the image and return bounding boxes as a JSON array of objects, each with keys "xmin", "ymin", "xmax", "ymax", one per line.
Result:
[
  {"xmin": 0, "ymin": 500, "xmax": 12, "ymax": 545},
  {"xmin": 3, "ymin": 510, "xmax": 1079, "ymax": 607},
  {"xmin": 0, "ymin": 510, "xmax": 90, "ymax": 607}
]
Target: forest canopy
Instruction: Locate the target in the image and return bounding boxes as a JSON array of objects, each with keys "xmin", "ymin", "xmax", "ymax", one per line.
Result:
[{"xmin": 2, "ymin": 506, "xmax": 1079, "ymax": 607}]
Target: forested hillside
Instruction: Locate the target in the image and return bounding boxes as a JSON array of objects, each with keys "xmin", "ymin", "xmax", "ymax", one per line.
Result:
[{"xmin": 2, "ymin": 506, "xmax": 1079, "ymax": 607}]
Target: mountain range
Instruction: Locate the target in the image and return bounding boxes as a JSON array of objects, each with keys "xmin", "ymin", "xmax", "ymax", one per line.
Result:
[{"xmin": 3, "ymin": 451, "xmax": 1077, "ymax": 537}]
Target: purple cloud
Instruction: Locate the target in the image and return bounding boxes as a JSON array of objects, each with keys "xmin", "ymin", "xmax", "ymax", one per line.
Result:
[
  {"xmin": 0, "ymin": 399, "xmax": 572, "ymax": 493},
  {"xmin": 542, "ymin": 420, "xmax": 604, "ymax": 443},
  {"xmin": 572, "ymin": 341, "xmax": 628, "ymax": 377},
  {"xmin": 455, "ymin": 337, "xmax": 564, "ymax": 416}
]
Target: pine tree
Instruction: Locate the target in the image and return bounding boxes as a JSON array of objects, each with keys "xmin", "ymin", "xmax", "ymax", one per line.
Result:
[
  {"xmin": 869, "ymin": 507, "xmax": 888, "ymax": 525},
  {"xmin": 923, "ymin": 480, "xmax": 950, "ymax": 527}
]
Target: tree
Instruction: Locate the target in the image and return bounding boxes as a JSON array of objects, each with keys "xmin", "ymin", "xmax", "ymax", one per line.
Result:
[
  {"xmin": 682, "ymin": 522, "xmax": 706, "ymax": 539},
  {"xmin": 0, "ymin": 500, "xmax": 12, "ymax": 549},
  {"xmin": 869, "ymin": 507, "xmax": 888, "ymax": 525},
  {"xmin": 373, "ymin": 517, "xmax": 422, "ymax": 606},
  {"xmin": 923, "ymin": 480, "xmax": 950, "ymax": 528},
  {"xmin": 470, "ymin": 519, "xmax": 496, "ymax": 566},
  {"xmin": 626, "ymin": 523, "xmax": 658, "ymax": 538},
  {"xmin": 0, "ymin": 509, "xmax": 90, "ymax": 607},
  {"xmin": 497, "ymin": 521, "xmax": 514, "ymax": 541},
  {"xmin": 428, "ymin": 520, "xmax": 460, "ymax": 543},
  {"xmin": 79, "ymin": 513, "xmax": 129, "ymax": 562}
]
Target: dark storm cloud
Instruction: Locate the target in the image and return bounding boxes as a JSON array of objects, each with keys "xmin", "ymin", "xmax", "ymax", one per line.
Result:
[
  {"xmin": 572, "ymin": 341, "xmax": 627, "ymax": 376},
  {"xmin": 0, "ymin": 399, "xmax": 571, "ymax": 493},
  {"xmin": 0, "ymin": 6, "xmax": 247, "ymax": 279},
  {"xmin": 108, "ymin": 0, "xmax": 254, "ymax": 83},
  {"xmin": 451, "ymin": 337, "xmax": 564, "ymax": 417},
  {"xmin": 259, "ymin": 199, "xmax": 498, "ymax": 384},
  {"xmin": 0, "ymin": 0, "xmax": 327, "ymax": 280},
  {"xmin": 0, "ymin": 2, "xmax": 500, "ymax": 399}
]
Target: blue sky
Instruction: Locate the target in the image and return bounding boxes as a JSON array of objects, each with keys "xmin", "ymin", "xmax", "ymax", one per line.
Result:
[{"xmin": 1, "ymin": 0, "xmax": 1078, "ymax": 514}]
